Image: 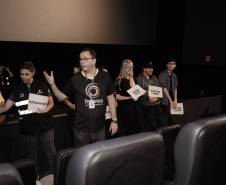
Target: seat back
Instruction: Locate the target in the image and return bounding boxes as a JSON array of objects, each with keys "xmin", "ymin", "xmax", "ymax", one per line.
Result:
[
  {"xmin": 54, "ymin": 147, "xmax": 74, "ymax": 185},
  {"xmin": 66, "ymin": 132, "xmax": 164, "ymax": 185},
  {"xmin": 0, "ymin": 163, "xmax": 23, "ymax": 185},
  {"xmin": 174, "ymin": 114, "xmax": 226, "ymax": 185},
  {"xmin": 12, "ymin": 159, "xmax": 37, "ymax": 185},
  {"xmin": 156, "ymin": 124, "xmax": 181, "ymax": 181}
]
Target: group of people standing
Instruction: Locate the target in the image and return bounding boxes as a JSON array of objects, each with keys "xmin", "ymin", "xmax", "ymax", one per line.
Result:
[
  {"xmin": 115, "ymin": 57, "xmax": 178, "ymax": 136},
  {"xmin": 0, "ymin": 48, "xmax": 178, "ymax": 182}
]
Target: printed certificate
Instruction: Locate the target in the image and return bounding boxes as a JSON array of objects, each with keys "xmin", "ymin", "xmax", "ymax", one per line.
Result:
[
  {"xmin": 127, "ymin": 84, "xmax": 146, "ymax": 100},
  {"xmin": 28, "ymin": 93, "xmax": 48, "ymax": 112},
  {"xmin": 148, "ymin": 85, "xmax": 163, "ymax": 98},
  {"xmin": 170, "ymin": 103, "xmax": 184, "ymax": 115}
]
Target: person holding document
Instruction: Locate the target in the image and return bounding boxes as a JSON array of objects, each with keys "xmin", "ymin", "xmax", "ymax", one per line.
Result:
[
  {"xmin": 137, "ymin": 61, "xmax": 164, "ymax": 130},
  {"xmin": 0, "ymin": 61, "xmax": 56, "ymax": 179},
  {"xmin": 158, "ymin": 58, "xmax": 178, "ymax": 125},
  {"xmin": 115, "ymin": 59, "xmax": 144, "ymax": 136}
]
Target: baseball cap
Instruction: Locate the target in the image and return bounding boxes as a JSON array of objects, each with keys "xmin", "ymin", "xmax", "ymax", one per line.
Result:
[{"xmin": 142, "ymin": 61, "xmax": 154, "ymax": 68}]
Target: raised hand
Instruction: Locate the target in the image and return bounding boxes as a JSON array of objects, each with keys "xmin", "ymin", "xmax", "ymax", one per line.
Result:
[{"xmin": 43, "ymin": 71, "xmax": 55, "ymax": 85}]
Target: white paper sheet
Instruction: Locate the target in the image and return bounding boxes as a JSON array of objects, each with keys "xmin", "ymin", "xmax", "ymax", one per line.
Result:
[
  {"xmin": 28, "ymin": 93, "xmax": 48, "ymax": 112},
  {"xmin": 170, "ymin": 103, "xmax": 184, "ymax": 115},
  {"xmin": 148, "ymin": 85, "xmax": 163, "ymax": 98},
  {"xmin": 127, "ymin": 84, "xmax": 146, "ymax": 100}
]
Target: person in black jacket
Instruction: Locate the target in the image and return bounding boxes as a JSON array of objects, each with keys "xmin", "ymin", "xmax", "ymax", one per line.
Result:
[{"xmin": 0, "ymin": 62, "xmax": 56, "ymax": 177}]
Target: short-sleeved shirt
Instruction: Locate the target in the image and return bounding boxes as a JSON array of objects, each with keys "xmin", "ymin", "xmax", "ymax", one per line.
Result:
[
  {"xmin": 63, "ymin": 70, "xmax": 115, "ymax": 133},
  {"xmin": 136, "ymin": 73, "xmax": 161, "ymax": 107},
  {"xmin": 115, "ymin": 78, "xmax": 131, "ymax": 97},
  {"xmin": 158, "ymin": 70, "xmax": 178, "ymax": 105},
  {"xmin": 9, "ymin": 79, "xmax": 53, "ymax": 135}
]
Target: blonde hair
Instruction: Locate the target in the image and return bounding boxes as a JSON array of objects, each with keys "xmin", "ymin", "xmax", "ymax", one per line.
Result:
[
  {"xmin": 116, "ymin": 59, "xmax": 134, "ymax": 80},
  {"xmin": 115, "ymin": 59, "xmax": 134, "ymax": 90}
]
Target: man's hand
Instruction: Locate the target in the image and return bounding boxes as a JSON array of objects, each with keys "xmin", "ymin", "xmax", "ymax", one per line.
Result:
[
  {"xmin": 171, "ymin": 100, "xmax": 177, "ymax": 109},
  {"xmin": 43, "ymin": 71, "xmax": 55, "ymax": 86},
  {"xmin": 170, "ymin": 101, "xmax": 177, "ymax": 109},
  {"xmin": 109, "ymin": 122, "xmax": 118, "ymax": 135}
]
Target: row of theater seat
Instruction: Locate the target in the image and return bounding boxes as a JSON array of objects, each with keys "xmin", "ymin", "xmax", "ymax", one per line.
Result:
[
  {"xmin": 53, "ymin": 124, "xmax": 182, "ymax": 185},
  {"xmin": 1, "ymin": 113, "xmax": 226, "ymax": 185},
  {"xmin": 0, "ymin": 159, "xmax": 36, "ymax": 185}
]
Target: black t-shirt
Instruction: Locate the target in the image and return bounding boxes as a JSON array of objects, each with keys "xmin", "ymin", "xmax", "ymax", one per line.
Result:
[
  {"xmin": 115, "ymin": 78, "xmax": 133, "ymax": 104},
  {"xmin": 63, "ymin": 70, "xmax": 115, "ymax": 132},
  {"xmin": 9, "ymin": 79, "xmax": 53, "ymax": 135}
]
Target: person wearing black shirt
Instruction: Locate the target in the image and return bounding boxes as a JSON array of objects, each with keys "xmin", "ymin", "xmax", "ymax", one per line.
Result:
[
  {"xmin": 115, "ymin": 59, "xmax": 144, "ymax": 135},
  {"xmin": 44, "ymin": 48, "xmax": 118, "ymax": 148},
  {"xmin": 0, "ymin": 62, "xmax": 56, "ymax": 177}
]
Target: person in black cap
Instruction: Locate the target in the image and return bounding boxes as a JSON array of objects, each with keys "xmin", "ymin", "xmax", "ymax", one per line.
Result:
[{"xmin": 137, "ymin": 61, "xmax": 164, "ymax": 130}]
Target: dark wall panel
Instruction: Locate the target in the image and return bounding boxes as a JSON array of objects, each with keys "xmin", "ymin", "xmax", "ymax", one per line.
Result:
[{"xmin": 182, "ymin": 0, "xmax": 226, "ymax": 67}]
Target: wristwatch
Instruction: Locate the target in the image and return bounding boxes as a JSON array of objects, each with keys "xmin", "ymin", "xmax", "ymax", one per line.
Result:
[{"xmin": 111, "ymin": 119, "xmax": 118, "ymax": 124}]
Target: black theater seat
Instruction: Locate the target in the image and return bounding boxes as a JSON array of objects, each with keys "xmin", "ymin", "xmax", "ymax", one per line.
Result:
[
  {"xmin": 0, "ymin": 163, "xmax": 23, "ymax": 185},
  {"xmin": 156, "ymin": 124, "xmax": 181, "ymax": 181},
  {"xmin": 174, "ymin": 114, "xmax": 226, "ymax": 185},
  {"xmin": 12, "ymin": 159, "xmax": 37, "ymax": 185},
  {"xmin": 66, "ymin": 132, "xmax": 164, "ymax": 185},
  {"xmin": 54, "ymin": 147, "xmax": 74, "ymax": 185}
]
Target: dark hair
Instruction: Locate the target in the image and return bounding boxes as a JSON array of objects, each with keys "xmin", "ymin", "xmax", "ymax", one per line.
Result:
[
  {"xmin": 166, "ymin": 57, "xmax": 176, "ymax": 64},
  {"xmin": 20, "ymin": 61, "xmax": 36, "ymax": 73},
  {"xmin": 80, "ymin": 48, "xmax": 96, "ymax": 59}
]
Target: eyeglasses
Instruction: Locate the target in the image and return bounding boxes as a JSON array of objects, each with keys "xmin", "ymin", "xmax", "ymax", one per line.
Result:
[{"xmin": 79, "ymin": 58, "xmax": 93, "ymax": 62}]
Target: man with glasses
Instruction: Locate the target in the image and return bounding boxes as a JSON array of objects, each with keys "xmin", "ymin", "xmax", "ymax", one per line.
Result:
[
  {"xmin": 158, "ymin": 58, "xmax": 178, "ymax": 126},
  {"xmin": 44, "ymin": 48, "xmax": 118, "ymax": 148}
]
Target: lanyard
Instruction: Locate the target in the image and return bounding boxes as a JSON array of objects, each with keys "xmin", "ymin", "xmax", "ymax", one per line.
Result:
[
  {"xmin": 82, "ymin": 69, "xmax": 98, "ymax": 100},
  {"xmin": 82, "ymin": 68, "xmax": 98, "ymax": 83}
]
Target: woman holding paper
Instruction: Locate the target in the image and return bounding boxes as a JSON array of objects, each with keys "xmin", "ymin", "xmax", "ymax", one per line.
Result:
[
  {"xmin": 115, "ymin": 59, "xmax": 144, "ymax": 136},
  {"xmin": 0, "ymin": 62, "xmax": 56, "ymax": 180}
]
